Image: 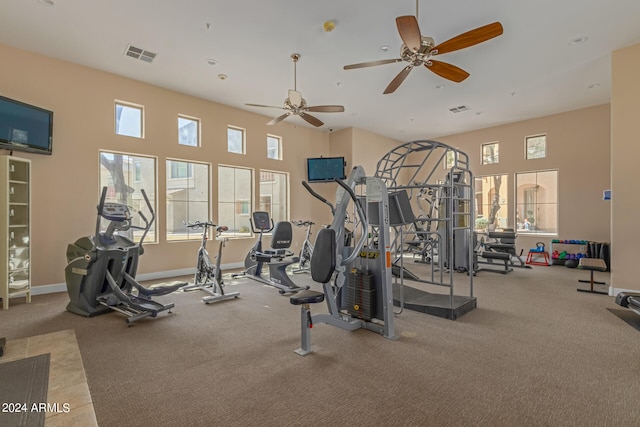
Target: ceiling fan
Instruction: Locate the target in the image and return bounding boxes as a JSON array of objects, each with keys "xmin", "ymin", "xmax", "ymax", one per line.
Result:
[
  {"xmin": 343, "ymin": 1, "xmax": 503, "ymax": 94},
  {"xmin": 245, "ymin": 53, "xmax": 345, "ymax": 127}
]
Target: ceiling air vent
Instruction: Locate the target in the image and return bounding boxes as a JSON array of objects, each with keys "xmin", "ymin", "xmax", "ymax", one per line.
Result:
[
  {"xmin": 449, "ymin": 105, "xmax": 470, "ymax": 113},
  {"xmin": 124, "ymin": 45, "xmax": 157, "ymax": 63}
]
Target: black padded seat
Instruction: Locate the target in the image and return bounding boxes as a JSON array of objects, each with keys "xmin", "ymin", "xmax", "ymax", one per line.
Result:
[
  {"xmin": 482, "ymin": 252, "xmax": 511, "ymax": 260},
  {"xmin": 290, "ymin": 289, "xmax": 325, "ymax": 305}
]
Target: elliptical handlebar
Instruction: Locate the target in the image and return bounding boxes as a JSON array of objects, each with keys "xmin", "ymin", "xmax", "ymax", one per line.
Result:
[
  {"xmin": 301, "ymin": 181, "xmax": 335, "ymax": 215},
  {"xmin": 137, "ymin": 189, "xmax": 154, "ymax": 250},
  {"xmin": 94, "ymin": 186, "xmax": 155, "ymax": 250}
]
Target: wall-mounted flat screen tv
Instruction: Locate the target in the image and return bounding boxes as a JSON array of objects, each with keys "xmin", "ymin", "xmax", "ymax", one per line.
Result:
[
  {"xmin": 0, "ymin": 95, "xmax": 53, "ymax": 155},
  {"xmin": 307, "ymin": 156, "xmax": 346, "ymax": 182}
]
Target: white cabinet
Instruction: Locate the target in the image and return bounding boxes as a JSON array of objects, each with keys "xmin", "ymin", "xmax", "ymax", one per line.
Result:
[{"xmin": 0, "ymin": 155, "xmax": 31, "ymax": 309}]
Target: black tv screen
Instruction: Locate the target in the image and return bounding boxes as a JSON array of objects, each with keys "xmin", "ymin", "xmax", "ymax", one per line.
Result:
[
  {"xmin": 0, "ymin": 95, "xmax": 53, "ymax": 155},
  {"xmin": 307, "ymin": 156, "xmax": 346, "ymax": 182}
]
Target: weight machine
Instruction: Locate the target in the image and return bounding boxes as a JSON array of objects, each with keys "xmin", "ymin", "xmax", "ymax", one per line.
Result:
[{"xmin": 290, "ymin": 166, "xmax": 397, "ymax": 355}]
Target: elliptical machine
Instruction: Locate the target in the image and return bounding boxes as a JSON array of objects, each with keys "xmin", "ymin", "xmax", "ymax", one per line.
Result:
[
  {"xmin": 182, "ymin": 221, "xmax": 239, "ymax": 304},
  {"xmin": 65, "ymin": 187, "xmax": 186, "ymax": 325}
]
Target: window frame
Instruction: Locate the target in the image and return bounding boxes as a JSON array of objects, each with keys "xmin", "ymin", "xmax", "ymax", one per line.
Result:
[
  {"xmin": 515, "ymin": 169, "xmax": 558, "ymax": 236},
  {"xmin": 217, "ymin": 164, "xmax": 254, "ymax": 238},
  {"xmin": 227, "ymin": 125, "xmax": 246, "ymax": 155},
  {"xmin": 98, "ymin": 150, "xmax": 157, "ymax": 243},
  {"xmin": 266, "ymin": 134, "xmax": 282, "ymax": 160},
  {"xmin": 259, "ymin": 169, "xmax": 289, "ymax": 224},
  {"xmin": 178, "ymin": 114, "xmax": 200, "ymax": 147},
  {"xmin": 165, "ymin": 158, "xmax": 211, "ymax": 242},
  {"xmin": 114, "ymin": 100, "xmax": 144, "ymax": 139},
  {"xmin": 481, "ymin": 142, "xmax": 499, "ymax": 165},
  {"xmin": 525, "ymin": 134, "xmax": 547, "ymax": 160},
  {"xmin": 474, "ymin": 173, "xmax": 509, "ymax": 232},
  {"xmin": 444, "ymin": 150, "xmax": 456, "ymax": 169}
]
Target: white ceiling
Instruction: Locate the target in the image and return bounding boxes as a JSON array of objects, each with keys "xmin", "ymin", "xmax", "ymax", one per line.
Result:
[{"xmin": 2, "ymin": 0, "xmax": 640, "ymax": 141}]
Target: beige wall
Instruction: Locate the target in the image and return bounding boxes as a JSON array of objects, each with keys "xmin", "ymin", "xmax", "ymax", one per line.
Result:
[
  {"xmin": 0, "ymin": 44, "xmax": 333, "ymax": 286},
  {"xmin": 436, "ymin": 104, "xmax": 611, "ymax": 254},
  {"xmin": 0, "ymin": 42, "xmax": 619, "ymax": 290},
  {"xmin": 611, "ymin": 43, "xmax": 640, "ymax": 292}
]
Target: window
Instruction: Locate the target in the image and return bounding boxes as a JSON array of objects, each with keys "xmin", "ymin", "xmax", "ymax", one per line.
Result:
[
  {"xmin": 115, "ymin": 101, "xmax": 143, "ymax": 138},
  {"xmin": 170, "ymin": 161, "xmax": 192, "ymax": 179},
  {"xmin": 481, "ymin": 142, "xmax": 499, "ymax": 165},
  {"xmin": 227, "ymin": 126, "xmax": 245, "ymax": 154},
  {"xmin": 259, "ymin": 170, "xmax": 288, "ymax": 223},
  {"xmin": 515, "ymin": 170, "xmax": 558, "ymax": 235},
  {"xmin": 99, "ymin": 151, "xmax": 156, "ymax": 242},
  {"xmin": 166, "ymin": 160, "xmax": 210, "ymax": 241},
  {"xmin": 444, "ymin": 150, "xmax": 455, "ymax": 169},
  {"xmin": 267, "ymin": 135, "xmax": 282, "ymax": 160},
  {"xmin": 178, "ymin": 115, "xmax": 199, "ymax": 147},
  {"xmin": 526, "ymin": 134, "xmax": 546, "ymax": 160},
  {"xmin": 474, "ymin": 174, "xmax": 509, "ymax": 231},
  {"xmin": 218, "ymin": 165, "xmax": 253, "ymax": 237}
]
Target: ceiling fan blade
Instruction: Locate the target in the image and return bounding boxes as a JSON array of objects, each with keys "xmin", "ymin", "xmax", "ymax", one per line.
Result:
[
  {"xmin": 267, "ymin": 113, "xmax": 291, "ymax": 126},
  {"xmin": 431, "ymin": 22, "xmax": 503, "ymax": 55},
  {"xmin": 383, "ymin": 65, "xmax": 413, "ymax": 94},
  {"xmin": 343, "ymin": 58, "xmax": 402, "ymax": 70},
  {"xmin": 396, "ymin": 15, "xmax": 422, "ymax": 52},
  {"xmin": 304, "ymin": 105, "xmax": 345, "ymax": 113},
  {"xmin": 299, "ymin": 112, "xmax": 324, "ymax": 127},
  {"xmin": 245, "ymin": 103, "xmax": 285, "ymax": 109},
  {"xmin": 425, "ymin": 60, "xmax": 470, "ymax": 83},
  {"xmin": 288, "ymin": 89, "xmax": 302, "ymax": 108}
]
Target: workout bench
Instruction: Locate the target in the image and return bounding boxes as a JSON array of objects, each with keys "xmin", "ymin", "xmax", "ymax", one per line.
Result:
[{"xmin": 577, "ymin": 258, "xmax": 608, "ymax": 295}]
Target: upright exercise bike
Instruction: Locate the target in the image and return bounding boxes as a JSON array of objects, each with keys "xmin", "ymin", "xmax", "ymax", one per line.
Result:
[
  {"xmin": 183, "ymin": 221, "xmax": 239, "ymax": 304},
  {"xmin": 292, "ymin": 220, "xmax": 314, "ymax": 274}
]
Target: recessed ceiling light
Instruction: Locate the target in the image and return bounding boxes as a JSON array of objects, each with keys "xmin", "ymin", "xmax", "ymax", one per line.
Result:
[
  {"xmin": 37, "ymin": 0, "xmax": 54, "ymax": 5},
  {"xmin": 569, "ymin": 37, "xmax": 588, "ymax": 46},
  {"xmin": 217, "ymin": 74, "xmax": 228, "ymax": 80},
  {"xmin": 380, "ymin": 45, "xmax": 390, "ymax": 51},
  {"xmin": 205, "ymin": 59, "xmax": 218, "ymax": 66},
  {"xmin": 588, "ymin": 83, "xmax": 600, "ymax": 89}
]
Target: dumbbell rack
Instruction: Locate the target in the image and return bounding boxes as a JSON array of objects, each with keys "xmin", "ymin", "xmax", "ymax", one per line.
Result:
[{"xmin": 550, "ymin": 241, "xmax": 588, "ymax": 265}]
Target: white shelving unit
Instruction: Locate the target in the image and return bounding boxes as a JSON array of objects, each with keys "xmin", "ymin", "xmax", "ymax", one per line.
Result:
[{"xmin": 0, "ymin": 155, "xmax": 31, "ymax": 309}]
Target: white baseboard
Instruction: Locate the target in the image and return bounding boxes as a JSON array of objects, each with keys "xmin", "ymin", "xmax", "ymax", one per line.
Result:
[
  {"xmin": 610, "ymin": 287, "xmax": 640, "ymax": 296},
  {"xmin": 31, "ymin": 262, "xmax": 245, "ymax": 296}
]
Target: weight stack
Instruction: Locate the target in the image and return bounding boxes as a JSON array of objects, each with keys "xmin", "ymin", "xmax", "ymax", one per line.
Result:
[{"xmin": 346, "ymin": 270, "xmax": 376, "ymax": 321}]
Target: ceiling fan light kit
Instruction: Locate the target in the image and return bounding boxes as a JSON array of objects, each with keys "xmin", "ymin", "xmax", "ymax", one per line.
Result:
[
  {"xmin": 343, "ymin": 10, "xmax": 503, "ymax": 94},
  {"xmin": 245, "ymin": 53, "xmax": 345, "ymax": 127}
]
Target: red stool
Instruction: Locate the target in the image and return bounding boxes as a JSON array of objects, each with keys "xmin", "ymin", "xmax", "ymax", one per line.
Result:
[{"xmin": 526, "ymin": 251, "xmax": 550, "ymax": 266}]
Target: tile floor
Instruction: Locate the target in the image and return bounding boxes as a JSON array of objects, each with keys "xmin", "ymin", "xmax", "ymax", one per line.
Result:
[{"xmin": 0, "ymin": 329, "xmax": 98, "ymax": 426}]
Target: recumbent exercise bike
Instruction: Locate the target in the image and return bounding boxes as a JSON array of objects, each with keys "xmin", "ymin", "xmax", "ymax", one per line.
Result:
[{"xmin": 232, "ymin": 211, "xmax": 308, "ymax": 294}]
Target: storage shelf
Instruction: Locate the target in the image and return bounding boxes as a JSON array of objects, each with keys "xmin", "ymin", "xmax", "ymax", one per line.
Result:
[{"xmin": 1, "ymin": 155, "xmax": 31, "ymax": 309}]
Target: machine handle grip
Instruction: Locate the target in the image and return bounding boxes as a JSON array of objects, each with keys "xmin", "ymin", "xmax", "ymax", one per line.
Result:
[
  {"xmin": 93, "ymin": 187, "xmax": 109, "ymax": 251},
  {"xmin": 138, "ymin": 189, "xmax": 155, "ymax": 249},
  {"xmin": 302, "ymin": 181, "xmax": 335, "ymax": 215}
]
